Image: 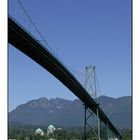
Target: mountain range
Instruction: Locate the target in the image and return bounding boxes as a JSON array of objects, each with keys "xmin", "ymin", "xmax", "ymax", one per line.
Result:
[{"xmin": 9, "ymin": 96, "xmax": 131, "ymax": 129}]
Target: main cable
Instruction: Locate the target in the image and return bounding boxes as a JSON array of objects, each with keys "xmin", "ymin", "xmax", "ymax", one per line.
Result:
[
  {"xmin": 16, "ymin": 1, "xmax": 62, "ymax": 63},
  {"xmin": 17, "ymin": 0, "xmax": 47, "ymax": 44}
]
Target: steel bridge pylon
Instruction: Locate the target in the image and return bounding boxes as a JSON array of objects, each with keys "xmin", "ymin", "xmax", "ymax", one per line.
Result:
[
  {"xmin": 84, "ymin": 65, "xmax": 101, "ymax": 140},
  {"xmin": 83, "ymin": 104, "xmax": 115, "ymax": 140},
  {"xmin": 84, "ymin": 104, "xmax": 101, "ymax": 140},
  {"xmin": 83, "ymin": 65, "xmax": 121, "ymax": 140}
]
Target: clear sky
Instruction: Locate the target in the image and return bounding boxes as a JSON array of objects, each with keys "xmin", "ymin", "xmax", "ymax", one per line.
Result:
[{"xmin": 9, "ymin": 0, "xmax": 131, "ymax": 111}]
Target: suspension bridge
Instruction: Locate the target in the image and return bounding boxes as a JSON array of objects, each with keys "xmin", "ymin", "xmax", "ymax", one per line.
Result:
[{"xmin": 8, "ymin": 16, "xmax": 122, "ymax": 140}]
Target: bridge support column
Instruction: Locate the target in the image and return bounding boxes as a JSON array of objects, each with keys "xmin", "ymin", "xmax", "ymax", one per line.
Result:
[
  {"xmin": 84, "ymin": 105, "xmax": 87, "ymax": 140},
  {"xmin": 107, "ymin": 121, "xmax": 109, "ymax": 140},
  {"xmin": 97, "ymin": 107, "xmax": 101, "ymax": 140},
  {"xmin": 84, "ymin": 104, "xmax": 100, "ymax": 140}
]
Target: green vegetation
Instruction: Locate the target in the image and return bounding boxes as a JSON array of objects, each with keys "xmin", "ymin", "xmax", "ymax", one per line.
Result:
[
  {"xmin": 8, "ymin": 124, "xmax": 83, "ymax": 140},
  {"xmin": 120, "ymin": 128, "xmax": 132, "ymax": 140},
  {"xmin": 8, "ymin": 124, "xmax": 132, "ymax": 140}
]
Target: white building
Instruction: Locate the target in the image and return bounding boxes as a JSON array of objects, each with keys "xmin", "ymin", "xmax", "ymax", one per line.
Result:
[
  {"xmin": 35, "ymin": 128, "xmax": 44, "ymax": 136},
  {"xmin": 47, "ymin": 125, "xmax": 56, "ymax": 135}
]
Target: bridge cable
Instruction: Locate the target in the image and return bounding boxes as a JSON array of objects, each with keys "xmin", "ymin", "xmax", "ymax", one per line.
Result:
[
  {"xmin": 17, "ymin": 0, "xmax": 46, "ymax": 43},
  {"xmin": 16, "ymin": 0, "xmax": 77, "ymax": 77}
]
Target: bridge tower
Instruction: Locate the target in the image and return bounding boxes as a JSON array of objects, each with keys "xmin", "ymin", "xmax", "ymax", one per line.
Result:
[{"xmin": 84, "ymin": 65, "xmax": 101, "ymax": 140}]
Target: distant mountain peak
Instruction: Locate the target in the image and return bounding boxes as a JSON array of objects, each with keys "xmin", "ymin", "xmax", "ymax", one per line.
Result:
[
  {"xmin": 38, "ymin": 97, "xmax": 48, "ymax": 101},
  {"xmin": 9, "ymin": 96, "xmax": 131, "ymax": 128}
]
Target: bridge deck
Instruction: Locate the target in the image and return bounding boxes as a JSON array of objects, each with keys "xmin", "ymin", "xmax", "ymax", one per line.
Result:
[{"xmin": 8, "ymin": 16, "xmax": 121, "ymax": 139}]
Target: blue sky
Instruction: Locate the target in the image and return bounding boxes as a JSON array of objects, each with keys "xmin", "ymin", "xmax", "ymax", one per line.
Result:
[{"xmin": 9, "ymin": 0, "xmax": 131, "ymax": 111}]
